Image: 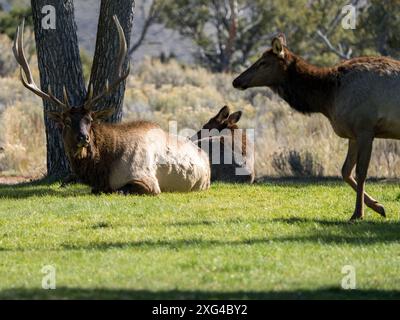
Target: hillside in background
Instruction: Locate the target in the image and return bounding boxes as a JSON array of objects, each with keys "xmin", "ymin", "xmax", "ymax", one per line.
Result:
[{"xmin": 0, "ymin": 0, "xmax": 194, "ymax": 63}]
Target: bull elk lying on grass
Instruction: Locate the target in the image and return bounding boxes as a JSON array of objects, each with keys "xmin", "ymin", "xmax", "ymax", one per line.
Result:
[
  {"xmin": 233, "ymin": 33, "xmax": 400, "ymax": 221},
  {"xmin": 191, "ymin": 106, "xmax": 255, "ymax": 183},
  {"xmin": 13, "ymin": 17, "xmax": 210, "ymax": 195}
]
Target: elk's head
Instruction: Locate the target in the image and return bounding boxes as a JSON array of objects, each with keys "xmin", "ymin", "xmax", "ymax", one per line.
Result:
[
  {"xmin": 13, "ymin": 16, "xmax": 129, "ymax": 158},
  {"xmin": 233, "ymin": 34, "xmax": 289, "ymax": 90},
  {"xmin": 47, "ymin": 104, "xmax": 115, "ymax": 157},
  {"xmin": 191, "ymin": 106, "xmax": 242, "ymax": 141}
]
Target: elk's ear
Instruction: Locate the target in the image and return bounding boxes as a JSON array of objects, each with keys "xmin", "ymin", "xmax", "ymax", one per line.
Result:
[
  {"xmin": 272, "ymin": 36, "xmax": 285, "ymax": 58},
  {"xmin": 277, "ymin": 33, "xmax": 287, "ymax": 46},
  {"xmin": 215, "ymin": 105, "xmax": 230, "ymax": 122},
  {"xmin": 47, "ymin": 111, "xmax": 63, "ymax": 123},
  {"xmin": 93, "ymin": 108, "xmax": 115, "ymax": 121},
  {"xmin": 227, "ymin": 111, "xmax": 242, "ymax": 124},
  {"xmin": 47, "ymin": 112, "xmax": 64, "ymax": 129}
]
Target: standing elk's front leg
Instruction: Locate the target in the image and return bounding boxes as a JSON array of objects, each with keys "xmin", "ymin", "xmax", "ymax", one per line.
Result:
[
  {"xmin": 350, "ymin": 133, "xmax": 374, "ymax": 221},
  {"xmin": 342, "ymin": 140, "xmax": 386, "ymax": 218}
]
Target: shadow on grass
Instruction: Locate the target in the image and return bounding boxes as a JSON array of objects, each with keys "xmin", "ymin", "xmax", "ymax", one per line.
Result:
[
  {"xmin": 49, "ymin": 217, "xmax": 400, "ymax": 250},
  {"xmin": 165, "ymin": 216, "xmax": 352, "ymax": 228},
  {"xmin": 165, "ymin": 216, "xmax": 400, "ymax": 241},
  {"xmin": 256, "ymin": 176, "xmax": 400, "ymax": 185},
  {"xmin": 0, "ymin": 177, "xmax": 90, "ymax": 199},
  {"xmin": 0, "ymin": 287, "xmax": 399, "ymax": 299},
  {"xmin": 0, "ymin": 217, "xmax": 398, "ymax": 252},
  {"xmin": 58, "ymin": 232, "xmax": 400, "ymax": 251},
  {"xmin": 270, "ymin": 216, "xmax": 382, "ymax": 227},
  {"xmin": 0, "ymin": 287, "xmax": 400, "ymax": 300},
  {"xmin": 1, "ymin": 175, "xmax": 399, "ymax": 199}
]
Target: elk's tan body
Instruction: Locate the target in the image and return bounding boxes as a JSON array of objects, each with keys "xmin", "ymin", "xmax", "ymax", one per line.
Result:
[
  {"xmin": 328, "ymin": 58, "xmax": 400, "ymax": 139},
  {"xmin": 233, "ymin": 34, "xmax": 400, "ymax": 221},
  {"xmin": 98, "ymin": 122, "xmax": 211, "ymax": 193}
]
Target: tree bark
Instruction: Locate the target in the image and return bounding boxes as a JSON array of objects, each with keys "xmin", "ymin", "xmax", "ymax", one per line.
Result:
[
  {"xmin": 31, "ymin": 0, "xmax": 86, "ymax": 179},
  {"xmin": 89, "ymin": 0, "xmax": 135, "ymax": 123}
]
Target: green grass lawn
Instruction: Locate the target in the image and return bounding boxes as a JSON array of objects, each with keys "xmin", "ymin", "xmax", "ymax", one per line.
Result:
[{"xmin": 0, "ymin": 178, "xmax": 399, "ymax": 299}]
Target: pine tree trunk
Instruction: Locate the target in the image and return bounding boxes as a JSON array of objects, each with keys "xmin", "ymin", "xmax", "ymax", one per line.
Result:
[
  {"xmin": 31, "ymin": 0, "xmax": 86, "ymax": 179},
  {"xmin": 89, "ymin": 0, "xmax": 135, "ymax": 123}
]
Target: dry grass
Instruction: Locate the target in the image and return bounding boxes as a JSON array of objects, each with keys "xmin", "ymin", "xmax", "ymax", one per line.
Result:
[
  {"xmin": 124, "ymin": 58, "xmax": 400, "ymax": 178},
  {"xmin": 0, "ymin": 34, "xmax": 17, "ymax": 77},
  {"xmin": 0, "ymin": 100, "xmax": 46, "ymax": 176},
  {"xmin": 1, "ymin": 54, "xmax": 400, "ymax": 178}
]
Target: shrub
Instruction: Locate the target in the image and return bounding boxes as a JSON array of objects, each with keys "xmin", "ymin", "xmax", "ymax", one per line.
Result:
[
  {"xmin": 3, "ymin": 57, "xmax": 400, "ymax": 179},
  {"xmin": 0, "ymin": 34, "xmax": 17, "ymax": 77},
  {"xmin": 0, "ymin": 101, "xmax": 46, "ymax": 176},
  {"xmin": 272, "ymin": 149, "xmax": 324, "ymax": 177}
]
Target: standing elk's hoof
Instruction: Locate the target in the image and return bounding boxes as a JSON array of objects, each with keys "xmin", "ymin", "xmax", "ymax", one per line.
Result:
[
  {"xmin": 349, "ymin": 212, "xmax": 364, "ymax": 223},
  {"xmin": 372, "ymin": 203, "xmax": 386, "ymax": 218}
]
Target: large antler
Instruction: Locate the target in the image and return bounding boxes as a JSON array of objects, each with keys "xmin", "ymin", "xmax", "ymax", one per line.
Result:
[
  {"xmin": 84, "ymin": 15, "xmax": 130, "ymax": 111},
  {"xmin": 13, "ymin": 19, "xmax": 69, "ymax": 112}
]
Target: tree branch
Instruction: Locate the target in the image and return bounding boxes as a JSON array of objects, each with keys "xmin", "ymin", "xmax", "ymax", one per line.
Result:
[
  {"xmin": 316, "ymin": 29, "xmax": 352, "ymax": 60},
  {"xmin": 128, "ymin": 0, "xmax": 162, "ymax": 56}
]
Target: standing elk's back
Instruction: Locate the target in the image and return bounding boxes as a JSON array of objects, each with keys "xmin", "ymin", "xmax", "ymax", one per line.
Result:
[
  {"xmin": 13, "ymin": 16, "xmax": 210, "ymax": 195},
  {"xmin": 192, "ymin": 106, "xmax": 254, "ymax": 184}
]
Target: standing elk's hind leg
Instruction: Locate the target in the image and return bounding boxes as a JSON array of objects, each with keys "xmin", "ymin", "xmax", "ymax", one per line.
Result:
[
  {"xmin": 342, "ymin": 139, "xmax": 385, "ymax": 218},
  {"xmin": 350, "ymin": 134, "xmax": 374, "ymax": 221}
]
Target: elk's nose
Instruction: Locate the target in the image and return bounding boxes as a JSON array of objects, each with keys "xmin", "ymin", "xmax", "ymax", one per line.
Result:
[
  {"xmin": 232, "ymin": 78, "xmax": 242, "ymax": 89},
  {"xmin": 78, "ymin": 133, "xmax": 90, "ymax": 144}
]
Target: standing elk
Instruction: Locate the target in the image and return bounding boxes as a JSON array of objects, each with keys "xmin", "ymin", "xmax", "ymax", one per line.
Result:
[
  {"xmin": 233, "ymin": 33, "xmax": 400, "ymax": 221},
  {"xmin": 191, "ymin": 106, "xmax": 255, "ymax": 183},
  {"xmin": 13, "ymin": 16, "xmax": 210, "ymax": 195}
]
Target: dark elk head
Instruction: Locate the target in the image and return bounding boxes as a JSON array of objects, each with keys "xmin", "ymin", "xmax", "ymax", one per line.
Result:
[
  {"xmin": 232, "ymin": 33, "xmax": 289, "ymax": 90},
  {"xmin": 191, "ymin": 105, "xmax": 242, "ymax": 141},
  {"xmin": 13, "ymin": 15, "xmax": 129, "ymax": 157}
]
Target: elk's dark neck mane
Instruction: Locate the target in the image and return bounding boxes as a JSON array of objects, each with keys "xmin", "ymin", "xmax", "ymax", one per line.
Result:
[
  {"xmin": 272, "ymin": 54, "xmax": 339, "ymax": 116},
  {"xmin": 67, "ymin": 124, "xmax": 119, "ymax": 192}
]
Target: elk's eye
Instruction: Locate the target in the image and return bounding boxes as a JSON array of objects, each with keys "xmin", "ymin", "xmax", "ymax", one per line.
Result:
[
  {"xmin": 64, "ymin": 118, "xmax": 71, "ymax": 126},
  {"xmin": 259, "ymin": 60, "xmax": 267, "ymax": 66}
]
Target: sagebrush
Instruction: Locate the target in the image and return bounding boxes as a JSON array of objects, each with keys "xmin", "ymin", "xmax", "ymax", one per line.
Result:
[{"xmin": 1, "ymin": 52, "xmax": 400, "ymax": 178}]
